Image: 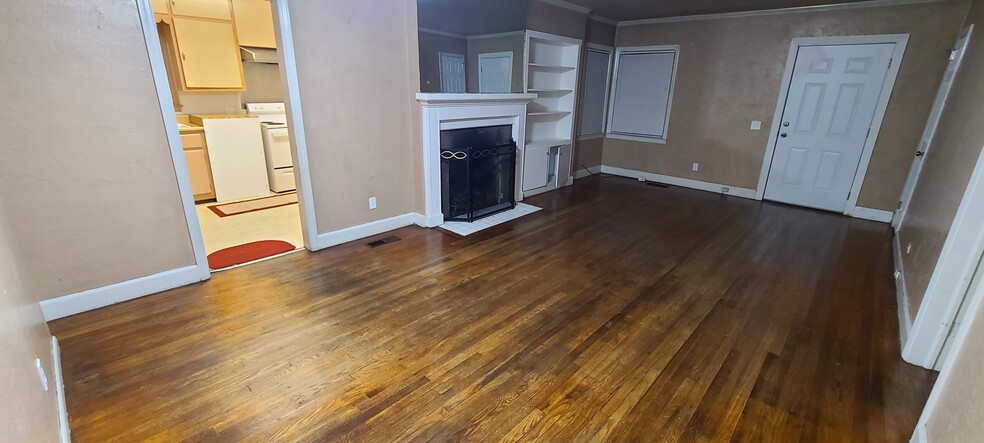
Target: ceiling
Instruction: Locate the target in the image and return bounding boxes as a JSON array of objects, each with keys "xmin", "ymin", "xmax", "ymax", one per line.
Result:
[
  {"xmin": 564, "ymin": 0, "xmax": 883, "ymax": 21},
  {"xmin": 417, "ymin": 0, "xmax": 527, "ymax": 36}
]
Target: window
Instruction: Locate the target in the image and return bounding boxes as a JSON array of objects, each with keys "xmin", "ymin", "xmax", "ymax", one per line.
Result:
[
  {"xmin": 578, "ymin": 46, "xmax": 613, "ymax": 138},
  {"xmin": 607, "ymin": 46, "xmax": 680, "ymax": 143}
]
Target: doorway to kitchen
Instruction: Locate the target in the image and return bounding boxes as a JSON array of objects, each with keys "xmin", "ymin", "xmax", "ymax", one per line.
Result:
[{"xmin": 140, "ymin": 0, "xmax": 317, "ymax": 273}]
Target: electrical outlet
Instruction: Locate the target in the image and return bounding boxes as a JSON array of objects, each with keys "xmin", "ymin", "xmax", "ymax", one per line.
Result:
[
  {"xmin": 692, "ymin": 162, "xmax": 699, "ymax": 172},
  {"xmin": 637, "ymin": 176, "xmax": 646, "ymax": 182},
  {"xmin": 906, "ymin": 243, "xmax": 912, "ymax": 254},
  {"xmin": 750, "ymin": 120, "xmax": 762, "ymax": 130},
  {"xmin": 369, "ymin": 197, "xmax": 377, "ymax": 210},
  {"xmin": 721, "ymin": 186, "xmax": 730, "ymax": 194},
  {"xmin": 35, "ymin": 358, "xmax": 48, "ymax": 391}
]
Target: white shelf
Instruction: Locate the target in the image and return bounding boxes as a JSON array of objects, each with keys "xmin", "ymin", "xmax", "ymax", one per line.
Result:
[
  {"xmin": 526, "ymin": 138, "xmax": 571, "ymax": 148},
  {"xmin": 528, "ymin": 111, "xmax": 570, "ymax": 117},
  {"xmin": 528, "ymin": 63, "xmax": 576, "ymax": 72},
  {"xmin": 529, "ymin": 88, "xmax": 573, "ymax": 94}
]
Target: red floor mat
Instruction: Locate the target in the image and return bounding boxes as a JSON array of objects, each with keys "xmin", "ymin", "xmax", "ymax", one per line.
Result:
[{"xmin": 207, "ymin": 240, "xmax": 296, "ymax": 270}]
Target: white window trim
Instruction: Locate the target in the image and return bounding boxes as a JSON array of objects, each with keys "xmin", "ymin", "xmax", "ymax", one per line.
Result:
[
  {"xmin": 578, "ymin": 43, "xmax": 614, "ymax": 139},
  {"xmin": 606, "ymin": 45, "xmax": 680, "ymax": 144}
]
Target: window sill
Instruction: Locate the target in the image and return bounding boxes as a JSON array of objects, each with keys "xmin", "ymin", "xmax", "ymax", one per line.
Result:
[
  {"xmin": 577, "ymin": 133, "xmax": 606, "ymax": 141},
  {"xmin": 606, "ymin": 133, "xmax": 667, "ymax": 144}
]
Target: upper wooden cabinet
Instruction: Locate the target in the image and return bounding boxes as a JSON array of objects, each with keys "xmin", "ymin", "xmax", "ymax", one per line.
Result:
[
  {"xmin": 171, "ymin": 0, "xmax": 232, "ymax": 20},
  {"xmin": 172, "ymin": 17, "xmax": 244, "ymax": 89},
  {"xmin": 152, "ymin": 0, "xmax": 170, "ymax": 14},
  {"xmin": 232, "ymin": 0, "xmax": 276, "ymax": 48}
]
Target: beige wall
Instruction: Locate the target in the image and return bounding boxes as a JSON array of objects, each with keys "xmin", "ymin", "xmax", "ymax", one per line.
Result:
[
  {"xmin": 0, "ymin": 0, "xmax": 197, "ymax": 301},
  {"xmin": 573, "ymin": 137, "xmax": 605, "ymax": 171},
  {"xmin": 526, "ymin": 0, "xmax": 586, "ymax": 40},
  {"xmin": 0, "ymin": 198, "xmax": 61, "ymax": 441},
  {"xmin": 585, "ymin": 17, "xmax": 616, "ymax": 47},
  {"xmin": 418, "ymin": 31, "xmax": 468, "ymax": 93},
  {"xmin": 900, "ymin": 0, "xmax": 984, "ymax": 320},
  {"xmin": 604, "ymin": 1, "xmax": 969, "ymax": 209},
  {"xmin": 288, "ymin": 0, "xmax": 421, "ymax": 233},
  {"xmin": 467, "ymin": 34, "xmax": 526, "ymax": 93}
]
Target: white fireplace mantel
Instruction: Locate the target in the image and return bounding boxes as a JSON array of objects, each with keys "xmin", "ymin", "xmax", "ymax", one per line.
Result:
[{"xmin": 416, "ymin": 93, "xmax": 536, "ymax": 227}]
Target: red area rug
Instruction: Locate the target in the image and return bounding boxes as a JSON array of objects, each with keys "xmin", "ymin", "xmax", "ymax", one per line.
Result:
[{"xmin": 207, "ymin": 240, "xmax": 296, "ymax": 270}]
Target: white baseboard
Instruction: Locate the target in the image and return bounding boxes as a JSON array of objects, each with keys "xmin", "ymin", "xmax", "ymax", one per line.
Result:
[
  {"xmin": 600, "ymin": 165, "xmax": 758, "ymax": 199},
  {"xmin": 51, "ymin": 337, "xmax": 71, "ymax": 443},
  {"xmin": 413, "ymin": 212, "xmax": 444, "ymax": 228},
  {"xmin": 39, "ymin": 265, "xmax": 205, "ymax": 321},
  {"xmin": 893, "ymin": 233, "xmax": 913, "ymax": 347},
  {"xmin": 910, "ymin": 424, "xmax": 928, "ymax": 443},
  {"xmin": 852, "ymin": 206, "xmax": 895, "ymax": 223},
  {"xmin": 312, "ymin": 213, "xmax": 416, "ymax": 250},
  {"xmin": 573, "ymin": 165, "xmax": 602, "ymax": 179}
]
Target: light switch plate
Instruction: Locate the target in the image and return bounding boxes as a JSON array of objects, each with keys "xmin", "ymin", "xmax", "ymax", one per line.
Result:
[
  {"xmin": 750, "ymin": 121, "xmax": 762, "ymax": 130},
  {"xmin": 369, "ymin": 197, "xmax": 377, "ymax": 210}
]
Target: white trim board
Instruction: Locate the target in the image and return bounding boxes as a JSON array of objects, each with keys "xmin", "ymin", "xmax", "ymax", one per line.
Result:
[
  {"xmin": 903, "ymin": 145, "xmax": 984, "ymax": 369},
  {"xmin": 754, "ymin": 34, "xmax": 909, "ymax": 220},
  {"xmin": 588, "ymin": 14, "xmax": 617, "ymax": 26},
  {"xmin": 853, "ymin": 207, "xmax": 895, "ymax": 223},
  {"xmin": 137, "ymin": 0, "xmax": 211, "ymax": 283},
  {"xmin": 312, "ymin": 212, "xmax": 429, "ymax": 250},
  {"xmin": 894, "ymin": 233, "xmax": 913, "ymax": 346},
  {"xmin": 39, "ymin": 265, "xmax": 203, "ymax": 321},
  {"xmin": 466, "ymin": 31, "xmax": 526, "ymax": 41},
  {"xmin": 418, "ymin": 27, "xmax": 467, "ymax": 40},
  {"xmin": 600, "ymin": 166, "xmax": 758, "ymax": 199},
  {"xmin": 52, "ymin": 337, "xmax": 70, "ymax": 443},
  {"xmin": 616, "ymin": 0, "xmax": 950, "ymax": 26}
]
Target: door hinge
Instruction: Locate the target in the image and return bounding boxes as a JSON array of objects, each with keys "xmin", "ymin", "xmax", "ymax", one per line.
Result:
[{"xmin": 897, "ymin": 200, "xmax": 903, "ymax": 210}]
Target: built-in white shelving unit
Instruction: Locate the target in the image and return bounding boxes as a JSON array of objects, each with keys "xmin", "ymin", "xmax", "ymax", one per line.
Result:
[{"xmin": 522, "ymin": 30, "xmax": 581, "ymax": 197}]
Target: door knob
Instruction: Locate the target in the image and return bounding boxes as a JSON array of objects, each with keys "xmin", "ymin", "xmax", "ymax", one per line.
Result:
[
  {"xmin": 780, "ymin": 133, "xmax": 788, "ymax": 138},
  {"xmin": 782, "ymin": 121, "xmax": 790, "ymax": 127}
]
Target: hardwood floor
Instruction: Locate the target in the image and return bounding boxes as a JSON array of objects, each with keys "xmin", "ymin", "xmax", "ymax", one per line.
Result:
[{"xmin": 49, "ymin": 176, "xmax": 936, "ymax": 442}]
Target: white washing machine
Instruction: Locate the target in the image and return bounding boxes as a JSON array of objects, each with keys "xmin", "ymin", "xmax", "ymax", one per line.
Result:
[{"xmin": 246, "ymin": 103, "xmax": 296, "ymax": 192}]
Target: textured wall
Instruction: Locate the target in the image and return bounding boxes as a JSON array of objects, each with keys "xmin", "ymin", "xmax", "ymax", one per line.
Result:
[
  {"xmin": 0, "ymin": 198, "xmax": 61, "ymax": 441},
  {"xmin": 0, "ymin": 0, "xmax": 197, "ymax": 301},
  {"xmin": 288, "ymin": 0, "xmax": 421, "ymax": 233},
  {"xmin": 526, "ymin": 0, "xmax": 587, "ymax": 40},
  {"xmin": 604, "ymin": 1, "xmax": 969, "ymax": 209},
  {"xmin": 900, "ymin": 0, "xmax": 984, "ymax": 322}
]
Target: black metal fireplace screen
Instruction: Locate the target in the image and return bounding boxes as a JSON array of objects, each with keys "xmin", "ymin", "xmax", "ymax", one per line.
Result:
[{"xmin": 440, "ymin": 125, "xmax": 517, "ymax": 223}]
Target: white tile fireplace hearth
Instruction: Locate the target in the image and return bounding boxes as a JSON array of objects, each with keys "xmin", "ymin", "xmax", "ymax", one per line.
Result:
[{"xmin": 416, "ymin": 93, "xmax": 536, "ymax": 227}]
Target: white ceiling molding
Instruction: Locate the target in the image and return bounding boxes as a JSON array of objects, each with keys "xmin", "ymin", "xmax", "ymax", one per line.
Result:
[
  {"xmin": 537, "ymin": 0, "xmax": 592, "ymax": 15},
  {"xmin": 616, "ymin": 0, "xmax": 952, "ymax": 26},
  {"xmin": 418, "ymin": 27, "xmax": 467, "ymax": 39},
  {"xmin": 466, "ymin": 30, "xmax": 527, "ymax": 40},
  {"xmin": 588, "ymin": 14, "xmax": 618, "ymax": 26}
]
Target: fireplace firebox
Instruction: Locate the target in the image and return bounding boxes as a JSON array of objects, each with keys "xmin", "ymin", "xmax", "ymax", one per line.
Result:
[{"xmin": 440, "ymin": 125, "xmax": 517, "ymax": 222}]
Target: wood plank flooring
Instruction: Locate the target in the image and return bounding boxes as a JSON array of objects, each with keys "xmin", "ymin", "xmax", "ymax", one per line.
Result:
[{"xmin": 49, "ymin": 176, "xmax": 937, "ymax": 442}]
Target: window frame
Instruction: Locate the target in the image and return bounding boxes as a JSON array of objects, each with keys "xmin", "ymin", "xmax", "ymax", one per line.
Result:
[
  {"xmin": 606, "ymin": 45, "xmax": 681, "ymax": 144},
  {"xmin": 577, "ymin": 43, "xmax": 614, "ymax": 140}
]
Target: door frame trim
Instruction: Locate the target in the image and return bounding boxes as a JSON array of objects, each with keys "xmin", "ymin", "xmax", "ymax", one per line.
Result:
[
  {"xmin": 438, "ymin": 52, "xmax": 465, "ymax": 93},
  {"xmin": 893, "ymin": 25, "xmax": 973, "ymax": 229},
  {"xmin": 478, "ymin": 51, "xmax": 515, "ymax": 93},
  {"xmin": 754, "ymin": 34, "xmax": 910, "ymax": 217},
  {"xmin": 139, "ymin": 0, "xmax": 319, "ymax": 280}
]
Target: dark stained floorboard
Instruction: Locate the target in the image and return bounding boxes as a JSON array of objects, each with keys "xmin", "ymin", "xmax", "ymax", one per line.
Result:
[{"xmin": 49, "ymin": 176, "xmax": 936, "ymax": 442}]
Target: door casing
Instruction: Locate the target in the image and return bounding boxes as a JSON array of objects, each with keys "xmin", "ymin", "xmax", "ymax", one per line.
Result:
[{"xmin": 755, "ymin": 34, "xmax": 909, "ymax": 217}]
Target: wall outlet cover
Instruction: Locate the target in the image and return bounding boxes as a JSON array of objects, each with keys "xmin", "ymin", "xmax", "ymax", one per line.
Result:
[
  {"xmin": 750, "ymin": 120, "xmax": 762, "ymax": 130},
  {"xmin": 692, "ymin": 163, "xmax": 699, "ymax": 172},
  {"xmin": 369, "ymin": 197, "xmax": 377, "ymax": 210}
]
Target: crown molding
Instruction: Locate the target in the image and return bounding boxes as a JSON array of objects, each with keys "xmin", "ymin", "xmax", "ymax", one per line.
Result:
[
  {"xmin": 418, "ymin": 27, "xmax": 467, "ymax": 39},
  {"xmin": 588, "ymin": 14, "xmax": 618, "ymax": 26},
  {"xmin": 466, "ymin": 30, "xmax": 527, "ymax": 40},
  {"xmin": 536, "ymin": 0, "xmax": 592, "ymax": 15},
  {"xmin": 616, "ymin": 0, "xmax": 952, "ymax": 26}
]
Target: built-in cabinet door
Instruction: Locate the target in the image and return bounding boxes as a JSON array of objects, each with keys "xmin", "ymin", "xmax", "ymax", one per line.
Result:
[
  {"xmin": 557, "ymin": 144, "xmax": 572, "ymax": 186},
  {"xmin": 171, "ymin": 0, "xmax": 232, "ymax": 20},
  {"xmin": 181, "ymin": 133, "xmax": 215, "ymax": 200},
  {"xmin": 152, "ymin": 0, "xmax": 170, "ymax": 14},
  {"xmin": 173, "ymin": 17, "xmax": 244, "ymax": 89},
  {"xmin": 523, "ymin": 144, "xmax": 550, "ymax": 191},
  {"xmin": 232, "ymin": 0, "xmax": 276, "ymax": 48}
]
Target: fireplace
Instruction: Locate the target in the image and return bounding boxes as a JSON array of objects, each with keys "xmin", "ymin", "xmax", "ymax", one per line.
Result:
[{"xmin": 440, "ymin": 124, "xmax": 517, "ymax": 222}]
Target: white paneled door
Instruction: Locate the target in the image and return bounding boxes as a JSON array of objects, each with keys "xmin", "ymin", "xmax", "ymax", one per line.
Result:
[
  {"xmin": 479, "ymin": 52, "xmax": 513, "ymax": 93},
  {"xmin": 439, "ymin": 52, "xmax": 465, "ymax": 93},
  {"xmin": 764, "ymin": 43, "xmax": 895, "ymax": 212}
]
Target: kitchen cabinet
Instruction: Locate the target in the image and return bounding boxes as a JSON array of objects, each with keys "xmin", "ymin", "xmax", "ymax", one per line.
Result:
[
  {"xmin": 180, "ymin": 132, "xmax": 216, "ymax": 201},
  {"xmin": 152, "ymin": 0, "xmax": 170, "ymax": 14},
  {"xmin": 232, "ymin": 0, "xmax": 276, "ymax": 48},
  {"xmin": 171, "ymin": 0, "xmax": 232, "ymax": 20},
  {"xmin": 172, "ymin": 17, "xmax": 245, "ymax": 90}
]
